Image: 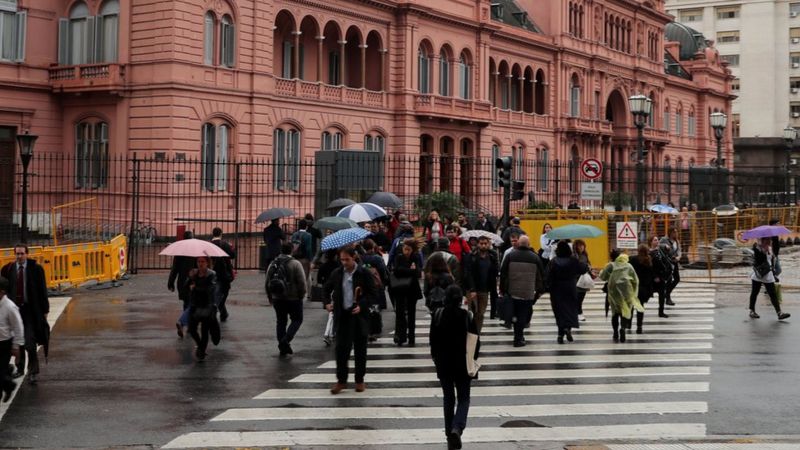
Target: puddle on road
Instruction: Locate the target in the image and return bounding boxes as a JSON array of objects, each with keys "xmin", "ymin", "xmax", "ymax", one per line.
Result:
[{"xmin": 501, "ymin": 419, "xmax": 547, "ymax": 427}]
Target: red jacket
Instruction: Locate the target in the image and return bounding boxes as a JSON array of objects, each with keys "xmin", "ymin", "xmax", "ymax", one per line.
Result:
[{"xmin": 449, "ymin": 237, "xmax": 471, "ymax": 262}]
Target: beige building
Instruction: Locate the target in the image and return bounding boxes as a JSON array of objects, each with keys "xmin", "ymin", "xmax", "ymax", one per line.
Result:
[{"xmin": 666, "ymin": 0, "xmax": 800, "ymax": 139}]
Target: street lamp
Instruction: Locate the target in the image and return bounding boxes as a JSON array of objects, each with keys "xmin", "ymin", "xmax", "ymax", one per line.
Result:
[
  {"xmin": 15, "ymin": 130, "xmax": 38, "ymax": 243},
  {"xmin": 710, "ymin": 112, "xmax": 727, "ymax": 168},
  {"xmin": 629, "ymin": 94, "xmax": 653, "ymax": 212},
  {"xmin": 783, "ymin": 125, "xmax": 797, "ymax": 205}
]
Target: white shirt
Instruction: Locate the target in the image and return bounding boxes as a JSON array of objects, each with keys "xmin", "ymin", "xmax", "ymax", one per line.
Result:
[
  {"xmin": 539, "ymin": 234, "xmax": 555, "ymax": 260},
  {"xmin": 0, "ymin": 295, "xmax": 24, "ymax": 346}
]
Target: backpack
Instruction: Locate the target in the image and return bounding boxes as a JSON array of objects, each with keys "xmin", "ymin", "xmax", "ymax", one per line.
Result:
[
  {"xmin": 363, "ymin": 263, "xmax": 383, "ymax": 290},
  {"xmin": 267, "ymin": 256, "xmax": 291, "ymax": 298},
  {"xmin": 291, "ymin": 230, "xmax": 308, "ymax": 259}
]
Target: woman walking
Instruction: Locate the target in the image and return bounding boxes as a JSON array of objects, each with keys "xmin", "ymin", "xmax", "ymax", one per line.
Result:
[
  {"xmin": 186, "ymin": 256, "xmax": 219, "ymax": 360},
  {"xmin": 424, "ymin": 210, "xmax": 444, "ymax": 255},
  {"xmin": 547, "ymin": 241, "xmax": 590, "ymax": 344},
  {"xmin": 430, "ymin": 285, "xmax": 478, "ymax": 450},
  {"xmin": 599, "ymin": 252, "xmax": 643, "ymax": 343},
  {"xmin": 390, "ymin": 238, "xmax": 423, "ymax": 346},
  {"xmin": 573, "ymin": 239, "xmax": 593, "ymax": 322},
  {"xmin": 629, "ymin": 244, "xmax": 655, "ymax": 334},
  {"xmin": 539, "ymin": 223, "xmax": 555, "ymax": 265},
  {"xmin": 424, "ymin": 251, "xmax": 456, "ymax": 312},
  {"xmin": 749, "ymin": 237, "xmax": 791, "ymax": 320},
  {"xmin": 649, "ymin": 235, "xmax": 673, "ymax": 318},
  {"xmin": 662, "ymin": 229, "xmax": 682, "ymax": 306}
]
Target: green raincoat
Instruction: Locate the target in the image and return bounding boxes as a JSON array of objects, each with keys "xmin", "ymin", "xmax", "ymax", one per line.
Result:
[{"xmin": 599, "ymin": 254, "xmax": 644, "ymax": 320}]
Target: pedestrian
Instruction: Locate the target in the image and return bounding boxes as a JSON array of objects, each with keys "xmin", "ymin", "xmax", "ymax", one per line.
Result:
[
  {"xmin": 749, "ymin": 237, "xmax": 791, "ymax": 320},
  {"xmin": 360, "ymin": 239, "xmax": 388, "ymax": 342},
  {"xmin": 266, "ymin": 242, "xmax": 308, "ymax": 356},
  {"xmin": 538, "ymin": 223, "xmax": 555, "ymax": 265},
  {"xmin": 290, "ymin": 219, "xmax": 313, "ymax": 279},
  {"xmin": 305, "ymin": 213, "xmax": 322, "ymax": 255},
  {"xmin": 649, "ymin": 235, "xmax": 673, "ymax": 318},
  {"xmin": 387, "ymin": 220, "xmax": 416, "ymax": 270},
  {"xmin": 661, "ymin": 229, "xmax": 681, "ymax": 306},
  {"xmin": 186, "ymin": 256, "xmax": 219, "ymax": 361},
  {"xmin": 599, "ymin": 251, "xmax": 643, "ymax": 343},
  {"xmin": 325, "ymin": 246, "xmax": 376, "ymax": 394},
  {"xmin": 210, "ymin": 227, "xmax": 236, "ymax": 322},
  {"xmin": 629, "ymin": 244, "xmax": 655, "ymax": 334},
  {"xmin": 547, "ymin": 241, "xmax": 590, "ymax": 344},
  {"xmin": 446, "ymin": 225, "xmax": 471, "ymax": 263},
  {"xmin": 372, "ymin": 221, "xmax": 392, "ymax": 252},
  {"xmin": 500, "ymin": 217, "xmax": 525, "ymax": 253},
  {"xmin": 389, "ymin": 238, "xmax": 422, "ymax": 346},
  {"xmin": 424, "ymin": 238, "xmax": 461, "ymax": 296},
  {"xmin": 572, "ymin": 239, "xmax": 592, "ymax": 322},
  {"xmin": 680, "ymin": 206, "xmax": 690, "ymax": 255},
  {"xmin": 430, "ymin": 284, "xmax": 478, "ymax": 450},
  {"xmin": 424, "ymin": 210, "xmax": 444, "ymax": 255},
  {"xmin": 313, "ymin": 248, "xmax": 339, "ymax": 345},
  {"xmin": 424, "ymin": 245, "xmax": 457, "ymax": 312},
  {"xmin": 263, "ymin": 218, "xmax": 285, "ymax": 270},
  {"xmin": 464, "ymin": 236, "xmax": 499, "ymax": 332},
  {"xmin": 499, "ymin": 235, "xmax": 545, "ymax": 347},
  {"xmin": 473, "ymin": 211, "xmax": 495, "ymax": 232},
  {"xmin": 769, "ymin": 219, "xmax": 782, "ymax": 257},
  {"xmin": 456, "ymin": 213, "xmax": 470, "ymax": 231},
  {"xmin": 1, "ymin": 244, "xmax": 49, "ymax": 384},
  {"xmin": 501, "ymin": 231, "xmax": 521, "ymax": 265},
  {"xmin": 168, "ymin": 231, "xmax": 196, "ymax": 338},
  {"xmin": 0, "ymin": 276, "xmax": 24, "ymax": 402}
]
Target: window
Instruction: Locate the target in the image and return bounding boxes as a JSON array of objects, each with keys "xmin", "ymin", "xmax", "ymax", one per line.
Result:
[
  {"xmin": 537, "ymin": 148, "xmax": 548, "ymax": 192},
  {"xmin": 220, "ymin": 14, "xmax": 235, "ymax": 68},
  {"xmin": 204, "ymin": 12, "xmax": 214, "ymax": 65},
  {"xmin": 720, "ymin": 54, "xmax": 739, "ymax": 66},
  {"xmin": 792, "ymin": 77, "xmax": 800, "ymax": 90},
  {"xmin": 792, "ymin": 3, "xmax": 800, "ymax": 15},
  {"xmin": 676, "ymin": 159, "xmax": 684, "ymax": 186},
  {"xmin": 732, "ymin": 114, "xmax": 740, "ymax": 138},
  {"xmin": 663, "ymin": 159, "xmax": 671, "ymax": 192},
  {"xmin": 58, "ymin": 0, "xmax": 118, "ymax": 65},
  {"xmin": 513, "ymin": 145, "xmax": 525, "ymax": 181},
  {"xmin": 675, "ymin": 111, "xmax": 683, "ymax": 135},
  {"xmin": 364, "ymin": 134, "xmax": 385, "ymax": 152},
  {"xmin": 458, "ymin": 53, "xmax": 471, "ymax": 99},
  {"xmin": 321, "ymin": 130, "xmax": 343, "ymax": 150},
  {"xmin": 679, "ymin": 9, "xmax": 702, "ymax": 22},
  {"xmin": 792, "ymin": 52, "xmax": 800, "ymax": 67},
  {"xmin": 274, "ymin": 127, "xmax": 301, "ymax": 191},
  {"xmin": 74, "ymin": 121, "xmax": 109, "ymax": 189},
  {"xmin": 731, "ymin": 78, "xmax": 740, "ymax": 91},
  {"xmin": 491, "ymin": 143, "xmax": 500, "ymax": 191},
  {"xmin": 663, "ymin": 108, "xmax": 670, "ymax": 131},
  {"xmin": 439, "ymin": 50, "xmax": 450, "ymax": 96},
  {"xmin": 716, "ymin": 31, "xmax": 739, "ymax": 43},
  {"xmin": 716, "ymin": 6, "xmax": 740, "ymax": 19},
  {"xmin": 418, "ymin": 45, "xmax": 431, "ymax": 94},
  {"xmin": 792, "ymin": 103, "xmax": 800, "ymax": 116},
  {"xmin": 688, "ymin": 113, "xmax": 696, "ymax": 136},
  {"xmin": 570, "ymin": 76, "xmax": 580, "ymax": 117},
  {"xmin": 0, "ymin": 0, "xmax": 25, "ymax": 62},
  {"xmin": 201, "ymin": 122, "xmax": 230, "ymax": 192}
]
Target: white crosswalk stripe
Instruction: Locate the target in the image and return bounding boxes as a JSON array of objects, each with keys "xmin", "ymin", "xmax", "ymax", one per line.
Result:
[{"xmin": 163, "ymin": 286, "xmax": 715, "ymax": 448}]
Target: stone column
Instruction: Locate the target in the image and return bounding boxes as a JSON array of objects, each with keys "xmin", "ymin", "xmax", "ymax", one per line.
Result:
[
  {"xmin": 338, "ymin": 40, "xmax": 347, "ymax": 85},
  {"xmin": 359, "ymin": 44, "xmax": 367, "ymax": 88},
  {"xmin": 316, "ymin": 35, "xmax": 324, "ymax": 82},
  {"xmin": 380, "ymin": 48, "xmax": 388, "ymax": 91},
  {"xmin": 291, "ymin": 30, "xmax": 302, "ymax": 79}
]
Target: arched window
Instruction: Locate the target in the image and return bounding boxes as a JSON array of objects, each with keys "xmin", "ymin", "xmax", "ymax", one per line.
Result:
[
  {"xmin": 274, "ymin": 127, "xmax": 301, "ymax": 191},
  {"xmin": 201, "ymin": 121, "xmax": 232, "ymax": 192},
  {"xmin": 364, "ymin": 133, "xmax": 385, "ymax": 152},
  {"xmin": 570, "ymin": 74, "xmax": 580, "ymax": 117},
  {"xmin": 60, "ymin": 2, "xmax": 90, "ymax": 65},
  {"xmin": 75, "ymin": 120, "xmax": 109, "ymax": 189},
  {"xmin": 0, "ymin": 0, "xmax": 25, "ymax": 62},
  {"xmin": 513, "ymin": 144, "xmax": 525, "ymax": 181},
  {"xmin": 418, "ymin": 44, "xmax": 432, "ymax": 93},
  {"xmin": 439, "ymin": 49, "xmax": 450, "ymax": 96},
  {"xmin": 663, "ymin": 105, "xmax": 670, "ymax": 131},
  {"xmin": 220, "ymin": 14, "xmax": 235, "ymax": 67},
  {"xmin": 491, "ymin": 143, "xmax": 500, "ymax": 191},
  {"xmin": 688, "ymin": 110, "xmax": 696, "ymax": 136},
  {"xmin": 458, "ymin": 52, "xmax": 471, "ymax": 99},
  {"xmin": 321, "ymin": 130, "xmax": 344, "ymax": 150},
  {"xmin": 98, "ymin": 0, "xmax": 119, "ymax": 62},
  {"xmin": 204, "ymin": 12, "xmax": 215, "ymax": 65},
  {"xmin": 675, "ymin": 107, "xmax": 683, "ymax": 136}
]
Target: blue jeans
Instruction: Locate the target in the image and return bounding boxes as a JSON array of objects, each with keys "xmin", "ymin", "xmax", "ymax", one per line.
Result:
[
  {"xmin": 274, "ymin": 300, "xmax": 304, "ymax": 344},
  {"xmin": 178, "ymin": 299, "xmax": 190, "ymax": 327},
  {"xmin": 440, "ymin": 377, "xmax": 471, "ymax": 434}
]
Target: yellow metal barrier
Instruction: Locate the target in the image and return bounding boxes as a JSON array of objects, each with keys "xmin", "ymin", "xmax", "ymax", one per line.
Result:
[{"xmin": 0, "ymin": 234, "xmax": 127, "ymax": 291}]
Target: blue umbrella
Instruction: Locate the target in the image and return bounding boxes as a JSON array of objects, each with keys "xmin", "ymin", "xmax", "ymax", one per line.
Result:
[
  {"xmin": 321, "ymin": 228, "xmax": 372, "ymax": 251},
  {"xmin": 546, "ymin": 224, "xmax": 603, "ymax": 240},
  {"xmin": 336, "ymin": 202, "xmax": 388, "ymax": 222},
  {"xmin": 648, "ymin": 204, "xmax": 679, "ymax": 214}
]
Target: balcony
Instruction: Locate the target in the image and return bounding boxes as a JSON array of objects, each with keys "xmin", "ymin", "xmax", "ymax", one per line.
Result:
[
  {"xmin": 644, "ymin": 128, "xmax": 671, "ymax": 144},
  {"xmin": 414, "ymin": 94, "xmax": 493, "ymax": 123},
  {"xmin": 49, "ymin": 63, "xmax": 126, "ymax": 93},
  {"xmin": 491, "ymin": 108, "xmax": 553, "ymax": 128},
  {"xmin": 274, "ymin": 78, "xmax": 387, "ymax": 108},
  {"xmin": 564, "ymin": 117, "xmax": 613, "ymax": 136}
]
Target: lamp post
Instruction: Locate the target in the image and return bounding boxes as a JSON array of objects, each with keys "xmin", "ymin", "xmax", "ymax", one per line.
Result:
[
  {"xmin": 783, "ymin": 125, "xmax": 797, "ymax": 205},
  {"xmin": 709, "ymin": 112, "xmax": 727, "ymax": 205},
  {"xmin": 628, "ymin": 94, "xmax": 653, "ymax": 212},
  {"xmin": 15, "ymin": 131, "xmax": 38, "ymax": 243}
]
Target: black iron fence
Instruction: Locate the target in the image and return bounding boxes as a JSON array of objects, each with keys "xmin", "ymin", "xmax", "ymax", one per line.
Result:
[{"xmin": 3, "ymin": 151, "xmax": 793, "ymax": 271}]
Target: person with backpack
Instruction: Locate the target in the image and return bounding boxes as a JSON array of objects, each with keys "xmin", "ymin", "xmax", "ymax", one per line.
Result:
[
  {"xmin": 266, "ymin": 243, "xmax": 308, "ymax": 356},
  {"xmin": 210, "ymin": 227, "xmax": 236, "ymax": 322},
  {"xmin": 390, "ymin": 238, "xmax": 423, "ymax": 346},
  {"xmin": 499, "ymin": 236, "xmax": 545, "ymax": 347},
  {"xmin": 649, "ymin": 235, "xmax": 673, "ymax": 318},
  {"xmin": 291, "ymin": 219, "xmax": 313, "ymax": 279},
  {"xmin": 360, "ymin": 239, "xmax": 388, "ymax": 342},
  {"xmin": 430, "ymin": 285, "xmax": 478, "ymax": 450},
  {"xmin": 424, "ymin": 247, "xmax": 456, "ymax": 313},
  {"xmin": 425, "ymin": 237, "xmax": 462, "ymax": 288}
]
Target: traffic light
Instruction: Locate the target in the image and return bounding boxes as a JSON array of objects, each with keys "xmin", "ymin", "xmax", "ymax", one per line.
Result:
[
  {"xmin": 511, "ymin": 180, "xmax": 526, "ymax": 200},
  {"xmin": 495, "ymin": 156, "xmax": 512, "ymax": 188}
]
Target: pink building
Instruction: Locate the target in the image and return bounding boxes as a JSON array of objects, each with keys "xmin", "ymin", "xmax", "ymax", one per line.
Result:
[{"xmin": 0, "ymin": 0, "xmax": 732, "ymax": 240}]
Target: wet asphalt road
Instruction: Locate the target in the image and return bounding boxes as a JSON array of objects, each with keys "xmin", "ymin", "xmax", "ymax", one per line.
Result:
[{"xmin": 0, "ymin": 273, "xmax": 798, "ymax": 448}]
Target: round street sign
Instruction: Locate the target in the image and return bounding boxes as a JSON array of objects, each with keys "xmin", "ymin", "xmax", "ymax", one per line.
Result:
[{"xmin": 581, "ymin": 158, "xmax": 603, "ymax": 180}]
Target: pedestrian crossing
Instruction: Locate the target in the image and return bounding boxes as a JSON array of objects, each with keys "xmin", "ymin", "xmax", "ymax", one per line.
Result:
[{"xmin": 163, "ymin": 286, "xmax": 716, "ymax": 448}]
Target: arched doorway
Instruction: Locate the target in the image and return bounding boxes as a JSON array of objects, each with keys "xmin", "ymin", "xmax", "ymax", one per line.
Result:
[
  {"xmin": 606, "ymin": 89, "xmax": 630, "ymax": 201},
  {"xmin": 605, "ymin": 89, "xmax": 628, "ymax": 127}
]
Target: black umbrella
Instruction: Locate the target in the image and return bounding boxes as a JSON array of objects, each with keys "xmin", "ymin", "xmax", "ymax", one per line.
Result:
[
  {"xmin": 367, "ymin": 191, "xmax": 403, "ymax": 209},
  {"xmin": 313, "ymin": 216, "xmax": 359, "ymax": 231},
  {"xmin": 255, "ymin": 207, "xmax": 295, "ymax": 224},
  {"xmin": 326, "ymin": 198, "xmax": 356, "ymax": 211}
]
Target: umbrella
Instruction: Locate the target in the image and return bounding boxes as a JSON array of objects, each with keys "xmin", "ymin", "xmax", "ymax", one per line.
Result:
[
  {"xmin": 255, "ymin": 207, "xmax": 295, "ymax": 224},
  {"xmin": 742, "ymin": 225, "xmax": 792, "ymax": 240},
  {"xmin": 649, "ymin": 204, "xmax": 679, "ymax": 214},
  {"xmin": 367, "ymin": 191, "xmax": 403, "ymax": 209},
  {"xmin": 461, "ymin": 229, "xmax": 503, "ymax": 246},
  {"xmin": 313, "ymin": 216, "xmax": 359, "ymax": 231},
  {"xmin": 321, "ymin": 228, "xmax": 372, "ymax": 251},
  {"xmin": 159, "ymin": 239, "xmax": 230, "ymax": 257},
  {"xmin": 712, "ymin": 204, "xmax": 739, "ymax": 216},
  {"xmin": 336, "ymin": 202, "xmax": 388, "ymax": 222},
  {"xmin": 326, "ymin": 198, "xmax": 356, "ymax": 211},
  {"xmin": 546, "ymin": 224, "xmax": 604, "ymax": 240}
]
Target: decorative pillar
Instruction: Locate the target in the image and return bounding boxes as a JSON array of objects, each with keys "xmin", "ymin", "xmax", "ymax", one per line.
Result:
[
  {"xmin": 315, "ymin": 35, "xmax": 325, "ymax": 82},
  {"xmin": 492, "ymin": 71, "xmax": 500, "ymax": 106},
  {"xmin": 506, "ymin": 74, "xmax": 513, "ymax": 109},
  {"xmin": 517, "ymin": 76, "xmax": 524, "ymax": 112},
  {"xmin": 338, "ymin": 40, "xmax": 347, "ymax": 86},
  {"xmin": 531, "ymin": 79, "xmax": 537, "ymax": 114},
  {"xmin": 359, "ymin": 44, "xmax": 368, "ymax": 88},
  {"xmin": 291, "ymin": 30, "xmax": 302, "ymax": 79},
  {"xmin": 380, "ymin": 48, "xmax": 388, "ymax": 91}
]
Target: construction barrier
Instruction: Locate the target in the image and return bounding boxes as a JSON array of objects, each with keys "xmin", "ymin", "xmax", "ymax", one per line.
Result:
[{"xmin": 0, "ymin": 234, "xmax": 127, "ymax": 291}]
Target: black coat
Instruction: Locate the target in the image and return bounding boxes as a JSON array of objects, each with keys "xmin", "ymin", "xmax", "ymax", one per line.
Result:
[
  {"xmin": 324, "ymin": 265, "xmax": 376, "ymax": 321},
  {"xmin": 186, "ymin": 270, "xmax": 217, "ymax": 309},
  {"xmin": 464, "ymin": 249, "xmax": 499, "ymax": 295},
  {"xmin": 629, "ymin": 256, "xmax": 655, "ymax": 303},
  {"xmin": 547, "ymin": 256, "xmax": 589, "ymax": 330},
  {"xmin": 390, "ymin": 253, "xmax": 422, "ymax": 300},
  {"xmin": 263, "ymin": 223, "xmax": 285, "ymax": 260},
  {"xmin": 168, "ymin": 256, "xmax": 195, "ymax": 300},
  {"xmin": 473, "ymin": 218, "xmax": 495, "ymax": 232},
  {"xmin": 210, "ymin": 239, "xmax": 236, "ymax": 284},
  {"xmin": 1, "ymin": 259, "xmax": 49, "ymax": 346},
  {"xmin": 429, "ymin": 305, "xmax": 478, "ymax": 380}
]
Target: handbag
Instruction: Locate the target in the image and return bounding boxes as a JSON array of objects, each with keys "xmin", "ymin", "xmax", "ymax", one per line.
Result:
[
  {"xmin": 577, "ymin": 272, "xmax": 594, "ymax": 290},
  {"xmin": 369, "ymin": 305, "xmax": 383, "ymax": 336},
  {"xmin": 192, "ymin": 305, "xmax": 215, "ymax": 321},
  {"xmin": 389, "ymin": 272, "xmax": 414, "ymax": 290},
  {"xmin": 754, "ymin": 260, "xmax": 772, "ymax": 278},
  {"xmin": 466, "ymin": 326, "xmax": 481, "ymax": 378}
]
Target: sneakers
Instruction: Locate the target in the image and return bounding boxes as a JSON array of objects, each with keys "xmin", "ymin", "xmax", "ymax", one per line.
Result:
[
  {"xmin": 355, "ymin": 382, "xmax": 366, "ymax": 392},
  {"xmin": 749, "ymin": 310, "xmax": 760, "ymax": 319},
  {"xmin": 330, "ymin": 382, "xmax": 346, "ymax": 395},
  {"xmin": 578, "ymin": 314, "xmax": 586, "ymax": 322},
  {"xmin": 447, "ymin": 428, "xmax": 463, "ymax": 450},
  {"xmin": 779, "ymin": 312, "xmax": 791, "ymax": 320}
]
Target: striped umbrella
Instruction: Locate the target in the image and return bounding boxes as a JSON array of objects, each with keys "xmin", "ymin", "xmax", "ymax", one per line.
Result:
[
  {"xmin": 335, "ymin": 202, "xmax": 388, "ymax": 222},
  {"xmin": 321, "ymin": 228, "xmax": 372, "ymax": 251}
]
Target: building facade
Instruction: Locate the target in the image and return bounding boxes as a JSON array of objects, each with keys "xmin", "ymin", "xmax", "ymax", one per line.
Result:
[{"xmin": 0, "ymin": 0, "xmax": 731, "ymax": 236}]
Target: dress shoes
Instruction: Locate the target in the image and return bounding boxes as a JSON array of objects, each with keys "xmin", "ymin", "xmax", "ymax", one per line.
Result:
[
  {"xmin": 666, "ymin": 299, "xmax": 676, "ymax": 306},
  {"xmin": 658, "ymin": 312, "xmax": 669, "ymax": 318},
  {"xmin": 330, "ymin": 382, "xmax": 346, "ymax": 395},
  {"xmin": 618, "ymin": 328, "xmax": 626, "ymax": 343},
  {"xmin": 355, "ymin": 382, "xmax": 366, "ymax": 392},
  {"xmin": 448, "ymin": 428, "xmax": 462, "ymax": 449},
  {"xmin": 2, "ymin": 382, "xmax": 15, "ymax": 402}
]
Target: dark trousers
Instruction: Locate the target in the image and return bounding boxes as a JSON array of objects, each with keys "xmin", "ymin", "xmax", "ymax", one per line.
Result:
[
  {"xmin": 469, "ymin": 292, "xmax": 489, "ymax": 332},
  {"xmin": 655, "ymin": 281, "xmax": 667, "ymax": 315},
  {"xmin": 1, "ymin": 339, "xmax": 15, "ymax": 394},
  {"xmin": 666, "ymin": 266, "xmax": 680, "ymax": 301},
  {"xmin": 215, "ymin": 282, "xmax": 231, "ymax": 319},
  {"xmin": 611, "ymin": 314, "xmax": 631, "ymax": 332},
  {"xmin": 189, "ymin": 315, "xmax": 214, "ymax": 355},
  {"xmin": 274, "ymin": 300, "xmax": 304, "ymax": 344},
  {"xmin": 749, "ymin": 281, "xmax": 781, "ymax": 313},
  {"xmin": 513, "ymin": 298, "xmax": 534, "ymax": 343},
  {"xmin": 441, "ymin": 377, "xmax": 471, "ymax": 434},
  {"xmin": 16, "ymin": 311, "xmax": 39, "ymax": 376},
  {"xmin": 577, "ymin": 291, "xmax": 587, "ymax": 315},
  {"xmin": 335, "ymin": 313, "xmax": 369, "ymax": 384},
  {"xmin": 394, "ymin": 293, "xmax": 417, "ymax": 344}
]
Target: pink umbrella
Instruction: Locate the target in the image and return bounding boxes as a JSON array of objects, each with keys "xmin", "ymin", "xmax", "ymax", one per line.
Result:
[{"xmin": 159, "ymin": 239, "xmax": 230, "ymax": 257}]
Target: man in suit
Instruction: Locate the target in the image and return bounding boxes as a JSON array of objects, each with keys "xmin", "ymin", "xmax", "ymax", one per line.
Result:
[
  {"xmin": 210, "ymin": 227, "xmax": 236, "ymax": 322},
  {"xmin": 324, "ymin": 246, "xmax": 376, "ymax": 395},
  {"xmin": 1, "ymin": 244, "xmax": 49, "ymax": 384}
]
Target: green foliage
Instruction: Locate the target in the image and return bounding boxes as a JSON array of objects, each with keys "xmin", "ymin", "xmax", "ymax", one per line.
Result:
[
  {"xmin": 605, "ymin": 191, "xmax": 634, "ymax": 207},
  {"xmin": 413, "ymin": 191, "xmax": 465, "ymax": 223},
  {"xmin": 526, "ymin": 200, "xmax": 556, "ymax": 210}
]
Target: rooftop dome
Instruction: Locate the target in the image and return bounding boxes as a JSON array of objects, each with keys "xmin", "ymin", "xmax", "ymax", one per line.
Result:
[{"xmin": 665, "ymin": 22, "xmax": 709, "ymax": 60}]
